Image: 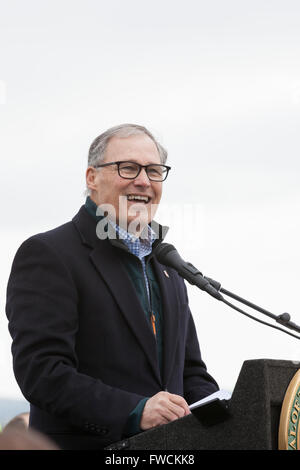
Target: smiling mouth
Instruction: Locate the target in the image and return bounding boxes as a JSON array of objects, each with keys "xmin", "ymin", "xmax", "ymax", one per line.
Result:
[{"xmin": 127, "ymin": 194, "xmax": 151, "ymax": 204}]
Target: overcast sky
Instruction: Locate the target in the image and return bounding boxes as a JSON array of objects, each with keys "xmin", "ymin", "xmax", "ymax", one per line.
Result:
[{"xmin": 1, "ymin": 0, "xmax": 300, "ymax": 400}]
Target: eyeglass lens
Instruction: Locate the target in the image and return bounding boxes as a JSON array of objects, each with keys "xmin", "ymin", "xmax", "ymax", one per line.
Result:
[{"xmin": 119, "ymin": 162, "xmax": 167, "ymax": 181}]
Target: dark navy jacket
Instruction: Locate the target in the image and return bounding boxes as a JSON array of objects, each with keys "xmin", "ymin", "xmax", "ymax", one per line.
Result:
[{"xmin": 6, "ymin": 205, "xmax": 218, "ymax": 449}]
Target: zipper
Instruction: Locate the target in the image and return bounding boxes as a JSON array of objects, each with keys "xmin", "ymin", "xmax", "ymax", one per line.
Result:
[{"xmin": 139, "ymin": 258, "xmax": 156, "ymax": 339}]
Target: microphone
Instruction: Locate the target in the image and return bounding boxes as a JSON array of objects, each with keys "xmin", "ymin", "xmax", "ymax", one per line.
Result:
[{"xmin": 154, "ymin": 243, "xmax": 223, "ymax": 301}]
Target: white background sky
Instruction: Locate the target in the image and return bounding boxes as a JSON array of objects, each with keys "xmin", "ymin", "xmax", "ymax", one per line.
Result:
[{"xmin": 0, "ymin": 0, "xmax": 299, "ymax": 400}]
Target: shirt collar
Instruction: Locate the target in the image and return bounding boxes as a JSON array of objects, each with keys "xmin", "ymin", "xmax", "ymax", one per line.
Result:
[{"xmin": 109, "ymin": 219, "xmax": 156, "ymax": 259}]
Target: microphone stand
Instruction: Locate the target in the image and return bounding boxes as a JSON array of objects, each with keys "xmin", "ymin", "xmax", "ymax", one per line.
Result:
[{"xmin": 205, "ymin": 276, "xmax": 300, "ymax": 339}]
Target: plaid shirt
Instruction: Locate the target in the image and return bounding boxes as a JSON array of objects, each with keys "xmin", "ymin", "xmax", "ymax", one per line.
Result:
[{"xmin": 109, "ymin": 221, "xmax": 157, "ymax": 301}]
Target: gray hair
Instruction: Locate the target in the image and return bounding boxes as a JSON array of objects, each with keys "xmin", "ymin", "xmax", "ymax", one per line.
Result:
[{"xmin": 87, "ymin": 123, "xmax": 168, "ymax": 167}]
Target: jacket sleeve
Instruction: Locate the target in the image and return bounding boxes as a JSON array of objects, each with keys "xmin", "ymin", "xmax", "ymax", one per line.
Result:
[{"xmin": 5, "ymin": 235, "xmax": 145, "ymax": 443}]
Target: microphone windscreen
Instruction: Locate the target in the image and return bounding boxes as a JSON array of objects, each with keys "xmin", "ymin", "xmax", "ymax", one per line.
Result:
[{"xmin": 154, "ymin": 243, "xmax": 176, "ymax": 264}]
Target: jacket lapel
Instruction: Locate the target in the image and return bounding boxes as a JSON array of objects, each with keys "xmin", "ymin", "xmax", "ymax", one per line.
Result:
[
  {"xmin": 72, "ymin": 206, "xmax": 162, "ymax": 386},
  {"xmin": 151, "ymin": 257, "xmax": 180, "ymax": 389}
]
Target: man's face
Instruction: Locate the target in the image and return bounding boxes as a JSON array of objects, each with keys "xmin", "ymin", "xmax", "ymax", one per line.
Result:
[{"xmin": 86, "ymin": 134, "xmax": 163, "ymax": 231}]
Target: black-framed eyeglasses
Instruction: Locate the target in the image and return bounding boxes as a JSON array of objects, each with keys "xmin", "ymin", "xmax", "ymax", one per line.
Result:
[{"xmin": 94, "ymin": 161, "xmax": 171, "ymax": 182}]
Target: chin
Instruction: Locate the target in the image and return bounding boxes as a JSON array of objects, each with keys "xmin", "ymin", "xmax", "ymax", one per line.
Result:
[{"xmin": 125, "ymin": 215, "xmax": 150, "ymax": 235}]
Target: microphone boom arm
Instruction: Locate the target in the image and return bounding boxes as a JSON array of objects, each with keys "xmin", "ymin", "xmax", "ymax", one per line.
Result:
[{"xmin": 205, "ymin": 276, "xmax": 300, "ymax": 337}]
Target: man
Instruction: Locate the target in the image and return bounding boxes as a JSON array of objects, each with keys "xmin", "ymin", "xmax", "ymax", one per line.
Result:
[{"xmin": 6, "ymin": 124, "xmax": 218, "ymax": 450}]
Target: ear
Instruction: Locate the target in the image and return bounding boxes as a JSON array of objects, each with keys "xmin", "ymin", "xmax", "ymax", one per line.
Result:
[{"xmin": 86, "ymin": 166, "xmax": 98, "ymax": 191}]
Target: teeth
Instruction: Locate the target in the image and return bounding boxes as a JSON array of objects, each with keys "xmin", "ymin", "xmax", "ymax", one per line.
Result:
[{"xmin": 127, "ymin": 195, "xmax": 149, "ymax": 203}]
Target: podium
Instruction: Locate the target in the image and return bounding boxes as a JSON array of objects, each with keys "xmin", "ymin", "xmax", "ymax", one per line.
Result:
[{"xmin": 107, "ymin": 359, "xmax": 300, "ymax": 450}]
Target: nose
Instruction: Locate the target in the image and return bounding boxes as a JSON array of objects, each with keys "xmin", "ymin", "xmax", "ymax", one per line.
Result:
[{"xmin": 133, "ymin": 168, "xmax": 151, "ymax": 187}]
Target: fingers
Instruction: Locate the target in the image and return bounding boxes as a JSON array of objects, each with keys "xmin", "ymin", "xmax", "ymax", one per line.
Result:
[
  {"xmin": 160, "ymin": 395, "xmax": 189, "ymax": 421},
  {"xmin": 159, "ymin": 400, "xmax": 184, "ymax": 422},
  {"xmin": 140, "ymin": 392, "xmax": 191, "ymax": 431},
  {"xmin": 168, "ymin": 394, "xmax": 191, "ymax": 417}
]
